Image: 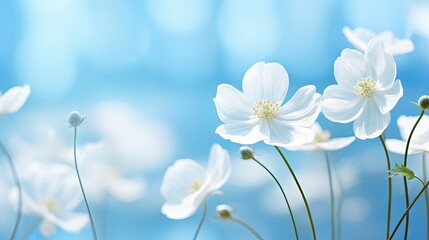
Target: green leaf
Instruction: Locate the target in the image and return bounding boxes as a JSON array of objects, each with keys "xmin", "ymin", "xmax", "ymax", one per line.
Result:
[{"xmin": 388, "ymin": 163, "xmax": 415, "ymax": 180}]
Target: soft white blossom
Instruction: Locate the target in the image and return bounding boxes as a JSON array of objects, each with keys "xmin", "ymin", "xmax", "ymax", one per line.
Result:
[
  {"xmin": 321, "ymin": 38, "xmax": 403, "ymax": 140},
  {"xmin": 386, "ymin": 115, "xmax": 429, "ymax": 154},
  {"xmin": 343, "ymin": 26, "xmax": 414, "ymax": 55},
  {"xmin": 9, "ymin": 163, "xmax": 88, "ymax": 237},
  {"xmin": 214, "ymin": 61, "xmax": 321, "ymax": 148},
  {"xmin": 285, "ymin": 122, "xmax": 355, "ymax": 151},
  {"xmin": 0, "ymin": 85, "xmax": 30, "ymax": 115},
  {"xmin": 160, "ymin": 144, "xmax": 231, "ymax": 220}
]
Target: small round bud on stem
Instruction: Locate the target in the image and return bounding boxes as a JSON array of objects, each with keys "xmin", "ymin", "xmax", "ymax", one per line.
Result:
[
  {"xmin": 239, "ymin": 146, "xmax": 254, "ymax": 160},
  {"xmin": 216, "ymin": 204, "xmax": 234, "ymax": 220},
  {"xmin": 68, "ymin": 111, "xmax": 85, "ymax": 128},
  {"xmin": 418, "ymin": 95, "xmax": 429, "ymax": 110}
]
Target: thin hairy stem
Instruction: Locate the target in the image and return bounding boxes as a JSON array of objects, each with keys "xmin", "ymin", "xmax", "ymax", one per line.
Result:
[
  {"xmin": 0, "ymin": 141, "xmax": 22, "ymax": 240},
  {"xmin": 388, "ymin": 181, "xmax": 429, "ymax": 240},
  {"xmin": 73, "ymin": 128, "xmax": 98, "ymax": 240},
  {"xmin": 324, "ymin": 151, "xmax": 335, "ymax": 240},
  {"xmin": 193, "ymin": 200, "xmax": 207, "ymax": 240},
  {"xmin": 231, "ymin": 216, "xmax": 264, "ymax": 240},
  {"xmin": 274, "ymin": 146, "xmax": 316, "ymax": 240},
  {"xmin": 402, "ymin": 110, "xmax": 425, "ymax": 239},
  {"xmin": 378, "ymin": 135, "xmax": 392, "ymax": 239},
  {"xmin": 252, "ymin": 157, "xmax": 299, "ymax": 239}
]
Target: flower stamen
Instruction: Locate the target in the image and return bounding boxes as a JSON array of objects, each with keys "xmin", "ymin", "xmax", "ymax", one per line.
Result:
[
  {"xmin": 188, "ymin": 180, "xmax": 204, "ymax": 194},
  {"xmin": 354, "ymin": 77, "xmax": 376, "ymax": 97},
  {"xmin": 40, "ymin": 198, "xmax": 60, "ymax": 213},
  {"xmin": 253, "ymin": 99, "xmax": 280, "ymax": 120}
]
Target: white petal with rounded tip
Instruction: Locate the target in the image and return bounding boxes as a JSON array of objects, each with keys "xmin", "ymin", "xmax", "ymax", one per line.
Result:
[
  {"xmin": 265, "ymin": 120, "xmax": 315, "ymax": 147},
  {"xmin": 353, "ymin": 99, "xmax": 390, "ymax": 140},
  {"xmin": 242, "ymin": 62, "xmax": 289, "ymax": 104},
  {"xmin": 366, "ymin": 39, "xmax": 397, "ymax": 88},
  {"xmin": 317, "ymin": 137, "xmax": 356, "ymax": 151},
  {"xmin": 39, "ymin": 221, "xmax": 56, "ymax": 237},
  {"xmin": 206, "ymin": 144, "xmax": 231, "ymax": 191},
  {"xmin": 161, "ymin": 201, "xmax": 199, "ymax": 220},
  {"xmin": 52, "ymin": 213, "xmax": 88, "ymax": 233},
  {"xmin": 386, "ymin": 39, "xmax": 415, "ymax": 55},
  {"xmin": 278, "ymin": 85, "xmax": 321, "ymax": 127},
  {"xmin": 397, "ymin": 115, "xmax": 429, "ymax": 145},
  {"xmin": 321, "ymin": 85, "xmax": 365, "ymax": 123},
  {"xmin": 311, "ymin": 122, "xmax": 323, "ymax": 133},
  {"xmin": 215, "ymin": 119, "xmax": 267, "ymax": 145},
  {"xmin": 0, "ymin": 85, "xmax": 31, "ymax": 114},
  {"xmin": 342, "ymin": 27, "xmax": 375, "ymax": 51},
  {"xmin": 372, "ymin": 80, "xmax": 403, "ymax": 114},
  {"xmin": 160, "ymin": 159, "xmax": 206, "ymax": 204},
  {"xmin": 214, "ymin": 84, "xmax": 253, "ymax": 123},
  {"xmin": 385, "ymin": 139, "xmax": 423, "ymax": 155},
  {"xmin": 334, "ymin": 49, "xmax": 371, "ymax": 89}
]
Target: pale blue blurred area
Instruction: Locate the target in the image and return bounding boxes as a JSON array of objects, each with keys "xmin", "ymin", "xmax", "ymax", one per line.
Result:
[{"xmin": 0, "ymin": 0, "xmax": 429, "ymax": 239}]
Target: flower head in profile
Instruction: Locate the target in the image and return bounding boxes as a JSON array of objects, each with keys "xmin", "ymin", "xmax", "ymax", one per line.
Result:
[
  {"xmin": 0, "ymin": 85, "xmax": 31, "ymax": 115},
  {"xmin": 68, "ymin": 111, "xmax": 85, "ymax": 128},
  {"xmin": 386, "ymin": 115, "xmax": 429, "ymax": 155},
  {"xmin": 321, "ymin": 38, "xmax": 403, "ymax": 140},
  {"xmin": 160, "ymin": 144, "xmax": 231, "ymax": 220},
  {"xmin": 343, "ymin": 26, "xmax": 414, "ymax": 55},
  {"xmin": 9, "ymin": 163, "xmax": 88, "ymax": 237},
  {"xmin": 285, "ymin": 122, "xmax": 355, "ymax": 151},
  {"xmin": 214, "ymin": 62, "xmax": 321, "ymax": 148}
]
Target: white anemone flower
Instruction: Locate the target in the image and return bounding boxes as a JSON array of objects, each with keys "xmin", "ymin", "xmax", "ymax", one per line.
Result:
[
  {"xmin": 343, "ymin": 26, "xmax": 414, "ymax": 55},
  {"xmin": 285, "ymin": 122, "xmax": 355, "ymax": 151},
  {"xmin": 0, "ymin": 85, "xmax": 30, "ymax": 114},
  {"xmin": 214, "ymin": 61, "xmax": 321, "ymax": 148},
  {"xmin": 321, "ymin": 38, "xmax": 403, "ymax": 140},
  {"xmin": 9, "ymin": 163, "xmax": 88, "ymax": 237},
  {"xmin": 161, "ymin": 143, "xmax": 231, "ymax": 220},
  {"xmin": 386, "ymin": 115, "xmax": 429, "ymax": 154}
]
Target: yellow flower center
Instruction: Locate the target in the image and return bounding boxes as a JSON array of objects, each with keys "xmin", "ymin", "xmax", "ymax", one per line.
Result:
[
  {"xmin": 354, "ymin": 77, "xmax": 376, "ymax": 97},
  {"xmin": 253, "ymin": 99, "xmax": 280, "ymax": 119},
  {"xmin": 188, "ymin": 180, "xmax": 204, "ymax": 194},
  {"xmin": 40, "ymin": 198, "xmax": 60, "ymax": 213},
  {"xmin": 314, "ymin": 131, "xmax": 331, "ymax": 142}
]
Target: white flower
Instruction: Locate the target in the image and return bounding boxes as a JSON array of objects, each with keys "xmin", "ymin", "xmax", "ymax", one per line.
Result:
[
  {"xmin": 343, "ymin": 26, "xmax": 414, "ymax": 55},
  {"xmin": 160, "ymin": 143, "xmax": 231, "ymax": 220},
  {"xmin": 386, "ymin": 115, "xmax": 429, "ymax": 154},
  {"xmin": 321, "ymin": 38, "xmax": 403, "ymax": 140},
  {"xmin": 214, "ymin": 61, "xmax": 321, "ymax": 148},
  {"xmin": 9, "ymin": 163, "xmax": 88, "ymax": 237},
  {"xmin": 285, "ymin": 122, "xmax": 355, "ymax": 151},
  {"xmin": 0, "ymin": 85, "xmax": 30, "ymax": 114}
]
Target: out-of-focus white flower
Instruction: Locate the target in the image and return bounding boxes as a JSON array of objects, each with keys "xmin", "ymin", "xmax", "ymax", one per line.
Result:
[
  {"xmin": 0, "ymin": 85, "xmax": 30, "ymax": 115},
  {"xmin": 9, "ymin": 163, "xmax": 88, "ymax": 237},
  {"xmin": 386, "ymin": 115, "xmax": 429, "ymax": 154},
  {"xmin": 343, "ymin": 26, "xmax": 414, "ymax": 55},
  {"xmin": 286, "ymin": 122, "xmax": 355, "ymax": 151},
  {"xmin": 322, "ymin": 38, "xmax": 403, "ymax": 140},
  {"xmin": 214, "ymin": 61, "xmax": 321, "ymax": 148},
  {"xmin": 160, "ymin": 144, "xmax": 231, "ymax": 220}
]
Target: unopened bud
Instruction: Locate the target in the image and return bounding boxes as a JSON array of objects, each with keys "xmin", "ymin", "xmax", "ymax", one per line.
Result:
[
  {"xmin": 418, "ymin": 95, "xmax": 429, "ymax": 110},
  {"xmin": 216, "ymin": 204, "xmax": 234, "ymax": 220},
  {"xmin": 239, "ymin": 146, "xmax": 254, "ymax": 160},
  {"xmin": 68, "ymin": 111, "xmax": 85, "ymax": 128}
]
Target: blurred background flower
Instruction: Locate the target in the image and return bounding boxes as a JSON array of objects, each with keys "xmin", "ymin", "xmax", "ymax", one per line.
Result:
[{"xmin": 0, "ymin": 0, "xmax": 428, "ymax": 239}]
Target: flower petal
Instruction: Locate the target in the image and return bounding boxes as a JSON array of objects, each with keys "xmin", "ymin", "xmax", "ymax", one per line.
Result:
[
  {"xmin": 334, "ymin": 49, "xmax": 371, "ymax": 89},
  {"xmin": 160, "ymin": 159, "xmax": 206, "ymax": 204},
  {"xmin": 39, "ymin": 221, "xmax": 56, "ymax": 237},
  {"xmin": 385, "ymin": 139, "xmax": 423, "ymax": 155},
  {"xmin": 264, "ymin": 120, "xmax": 315, "ymax": 147},
  {"xmin": 206, "ymin": 144, "xmax": 231, "ymax": 191},
  {"xmin": 342, "ymin": 26, "xmax": 375, "ymax": 51},
  {"xmin": 242, "ymin": 62, "xmax": 289, "ymax": 103},
  {"xmin": 353, "ymin": 99, "xmax": 390, "ymax": 140},
  {"xmin": 397, "ymin": 115, "xmax": 429, "ymax": 145},
  {"xmin": 213, "ymin": 84, "xmax": 253, "ymax": 123},
  {"xmin": 366, "ymin": 38, "xmax": 397, "ymax": 88},
  {"xmin": 373, "ymin": 80, "xmax": 403, "ymax": 114},
  {"xmin": 385, "ymin": 39, "xmax": 414, "ymax": 55},
  {"xmin": 278, "ymin": 85, "xmax": 321, "ymax": 127},
  {"xmin": 52, "ymin": 213, "xmax": 88, "ymax": 233},
  {"xmin": 321, "ymin": 85, "xmax": 365, "ymax": 123},
  {"xmin": 0, "ymin": 85, "xmax": 31, "ymax": 115},
  {"xmin": 317, "ymin": 137, "xmax": 356, "ymax": 151},
  {"xmin": 285, "ymin": 143, "xmax": 318, "ymax": 151},
  {"xmin": 161, "ymin": 201, "xmax": 199, "ymax": 220},
  {"xmin": 215, "ymin": 119, "xmax": 267, "ymax": 145},
  {"xmin": 107, "ymin": 177, "xmax": 145, "ymax": 202}
]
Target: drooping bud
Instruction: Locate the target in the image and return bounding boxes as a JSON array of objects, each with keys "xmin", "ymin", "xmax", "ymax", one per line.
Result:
[
  {"xmin": 418, "ymin": 95, "xmax": 429, "ymax": 110},
  {"xmin": 68, "ymin": 111, "xmax": 85, "ymax": 128},
  {"xmin": 216, "ymin": 204, "xmax": 234, "ymax": 220},
  {"xmin": 239, "ymin": 146, "xmax": 254, "ymax": 160}
]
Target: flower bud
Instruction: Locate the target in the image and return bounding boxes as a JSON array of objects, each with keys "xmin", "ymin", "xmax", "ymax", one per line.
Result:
[
  {"xmin": 418, "ymin": 95, "xmax": 429, "ymax": 110},
  {"xmin": 68, "ymin": 111, "xmax": 85, "ymax": 128},
  {"xmin": 239, "ymin": 146, "xmax": 254, "ymax": 160},
  {"xmin": 216, "ymin": 204, "xmax": 233, "ymax": 220}
]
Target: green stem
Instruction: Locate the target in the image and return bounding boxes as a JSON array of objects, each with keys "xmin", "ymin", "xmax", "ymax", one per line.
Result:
[
  {"xmin": 251, "ymin": 157, "xmax": 299, "ymax": 240},
  {"xmin": 193, "ymin": 200, "xmax": 207, "ymax": 240},
  {"xmin": 274, "ymin": 146, "xmax": 316, "ymax": 240},
  {"xmin": 0, "ymin": 141, "xmax": 22, "ymax": 240},
  {"xmin": 324, "ymin": 151, "xmax": 335, "ymax": 240},
  {"xmin": 423, "ymin": 153, "xmax": 429, "ymax": 240},
  {"xmin": 402, "ymin": 110, "xmax": 425, "ymax": 239},
  {"xmin": 73, "ymin": 128, "xmax": 98, "ymax": 240},
  {"xmin": 388, "ymin": 181, "xmax": 429, "ymax": 240},
  {"xmin": 378, "ymin": 135, "xmax": 392, "ymax": 239},
  {"xmin": 230, "ymin": 216, "xmax": 264, "ymax": 240}
]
